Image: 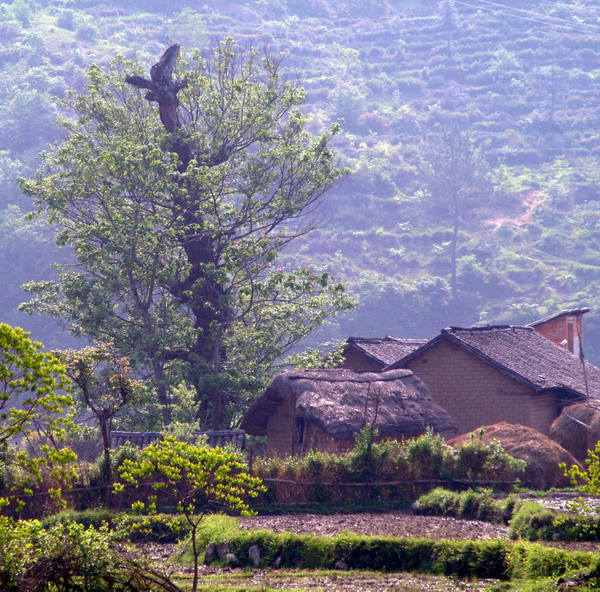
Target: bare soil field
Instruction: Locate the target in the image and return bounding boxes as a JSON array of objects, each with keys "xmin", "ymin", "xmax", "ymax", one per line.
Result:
[
  {"xmin": 149, "ymin": 508, "xmax": 600, "ymax": 591},
  {"xmin": 239, "ymin": 506, "xmax": 600, "ymax": 553},
  {"xmin": 239, "ymin": 510, "xmax": 507, "ymax": 540}
]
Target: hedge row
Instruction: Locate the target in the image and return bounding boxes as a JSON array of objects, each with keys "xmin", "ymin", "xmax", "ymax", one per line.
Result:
[
  {"xmin": 197, "ymin": 518, "xmax": 600, "ymax": 583},
  {"xmin": 415, "ymin": 488, "xmax": 600, "ymax": 542}
]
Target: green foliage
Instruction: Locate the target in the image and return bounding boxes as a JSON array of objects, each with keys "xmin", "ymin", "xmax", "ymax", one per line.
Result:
[
  {"xmin": 196, "ymin": 517, "xmax": 598, "ymax": 581},
  {"xmin": 557, "ymin": 441, "xmax": 600, "ymax": 537},
  {"xmin": 417, "ymin": 487, "xmax": 518, "ymax": 523},
  {"xmin": 57, "ymin": 343, "xmax": 150, "ymax": 483},
  {"xmin": 255, "ymin": 429, "xmax": 525, "ymax": 504},
  {"xmin": 562, "ymin": 440, "xmax": 600, "ymax": 497},
  {"xmin": 115, "ymin": 436, "xmax": 265, "ymax": 592},
  {"xmin": 188, "ymin": 512, "xmax": 240, "ymax": 550},
  {"xmin": 417, "ymin": 488, "xmax": 600, "ymax": 543},
  {"xmin": 0, "ymin": 324, "xmax": 76, "ymax": 514},
  {"xmin": 162, "ymin": 382, "xmax": 203, "ymax": 441},
  {"xmin": 42, "ymin": 509, "xmax": 190, "ymax": 543},
  {"xmin": 0, "ymin": 515, "xmax": 175, "ymax": 591},
  {"xmin": 20, "ymin": 40, "xmax": 353, "ymax": 429},
  {"xmin": 455, "ymin": 430, "xmax": 527, "ymax": 481},
  {"xmin": 0, "ymin": 323, "xmax": 72, "ymax": 447}
]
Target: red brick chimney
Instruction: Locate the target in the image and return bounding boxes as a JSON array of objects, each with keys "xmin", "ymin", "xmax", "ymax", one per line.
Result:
[{"xmin": 528, "ymin": 307, "xmax": 590, "ymax": 357}]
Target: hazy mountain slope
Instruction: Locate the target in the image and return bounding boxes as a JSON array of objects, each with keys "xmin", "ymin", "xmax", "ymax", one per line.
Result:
[{"xmin": 2, "ymin": 0, "xmax": 600, "ymax": 361}]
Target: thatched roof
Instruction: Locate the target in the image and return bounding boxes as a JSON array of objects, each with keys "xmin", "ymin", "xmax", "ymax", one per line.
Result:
[
  {"xmin": 550, "ymin": 402, "xmax": 600, "ymax": 461},
  {"xmin": 344, "ymin": 336, "xmax": 428, "ymax": 367},
  {"xmin": 448, "ymin": 422, "xmax": 581, "ymax": 490},
  {"xmin": 387, "ymin": 325, "xmax": 600, "ymax": 400},
  {"xmin": 241, "ymin": 368, "xmax": 456, "ymax": 439}
]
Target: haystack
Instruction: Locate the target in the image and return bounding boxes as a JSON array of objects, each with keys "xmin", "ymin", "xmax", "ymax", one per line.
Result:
[
  {"xmin": 448, "ymin": 422, "xmax": 580, "ymax": 490},
  {"xmin": 550, "ymin": 403, "xmax": 600, "ymax": 461}
]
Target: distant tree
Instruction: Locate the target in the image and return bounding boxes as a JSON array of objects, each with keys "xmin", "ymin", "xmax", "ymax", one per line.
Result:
[
  {"xmin": 417, "ymin": 125, "xmax": 493, "ymax": 299},
  {"xmin": 438, "ymin": 0, "xmax": 459, "ymax": 57},
  {"xmin": 20, "ymin": 40, "xmax": 352, "ymax": 429},
  {"xmin": 56, "ymin": 344, "xmax": 147, "ymax": 484}
]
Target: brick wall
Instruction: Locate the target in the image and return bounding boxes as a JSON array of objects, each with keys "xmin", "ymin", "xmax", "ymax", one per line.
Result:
[
  {"xmin": 533, "ymin": 314, "xmax": 584, "ymax": 357},
  {"xmin": 403, "ymin": 340, "xmax": 558, "ymax": 436},
  {"xmin": 266, "ymin": 396, "xmax": 294, "ymax": 457},
  {"xmin": 340, "ymin": 347, "xmax": 384, "ymax": 371}
]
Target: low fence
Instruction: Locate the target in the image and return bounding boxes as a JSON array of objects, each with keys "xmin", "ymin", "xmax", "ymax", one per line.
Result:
[
  {"xmin": 3, "ymin": 475, "xmax": 517, "ymax": 518},
  {"xmin": 257, "ymin": 476, "xmax": 517, "ymax": 505}
]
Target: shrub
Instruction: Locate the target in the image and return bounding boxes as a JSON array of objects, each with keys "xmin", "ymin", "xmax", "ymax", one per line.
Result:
[
  {"xmin": 254, "ymin": 429, "xmax": 524, "ymax": 505},
  {"xmin": 509, "ymin": 501, "xmax": 556, "ymax": 541},
  {"xmin": 42, "ymin": 509, "xmax": 190, "ymax": 543},
  {"xmin": 416, "ymin": 488, "xmax": 518, "ymax": 523},
  {"xmin": 56, "ymin": 9, "xmax": 76, "ymax": 30},
  {"xmin": 0, "ymin": 516, "xmax": 172, "ymax": 591},
  {"xmin": 115, "ymin": 437, "xmax": 265, "ymax": 592}
]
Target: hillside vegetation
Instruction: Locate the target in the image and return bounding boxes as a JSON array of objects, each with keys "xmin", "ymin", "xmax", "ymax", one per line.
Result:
[{"xmin": 2, "ymin": 0, "xmax": 600, "ymax": 360}]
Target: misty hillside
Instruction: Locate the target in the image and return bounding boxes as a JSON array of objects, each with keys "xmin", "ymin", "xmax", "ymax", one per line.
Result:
[{"xmin": 2, "ymin": 0, "xmax": 600, "ymax": 360}]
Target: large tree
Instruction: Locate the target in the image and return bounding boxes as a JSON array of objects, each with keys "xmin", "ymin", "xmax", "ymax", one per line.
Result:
[{"xmin": 20, "ymin": 41, "xmax": 352, "ymax": 428}]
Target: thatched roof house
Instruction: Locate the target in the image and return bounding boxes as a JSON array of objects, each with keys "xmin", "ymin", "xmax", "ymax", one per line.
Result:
[
  {"xmin": 241, "ymin": 369, "xmax": 456, "ymax": 457},
  {"xmin": 340, "ymin": 336, "xmax": 428, "ymax": 371}
]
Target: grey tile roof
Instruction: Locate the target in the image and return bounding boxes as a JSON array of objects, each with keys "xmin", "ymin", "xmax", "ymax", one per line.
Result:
[
  {"xmin": 110, "ymin": 430, "xmax": 246, "ymax": 450},
  {"xmin": 346, "ymin": 336, "xmax": 429, "ymax": 366},
  {"xmin": 434, "ymin": 326, "xmax": 600, "ymax": 398},
  {"xmin": 527, "ymin": 307, "xmax": 590, "ymax": 327}
]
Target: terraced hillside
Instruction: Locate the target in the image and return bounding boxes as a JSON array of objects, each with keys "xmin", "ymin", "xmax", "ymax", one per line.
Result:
[{"xmin": 2, "ymin": 0, "xmax": 600, "ymax": 361}]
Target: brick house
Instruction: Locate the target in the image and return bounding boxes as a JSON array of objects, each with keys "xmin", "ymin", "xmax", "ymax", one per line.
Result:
[
  {"xmin": 240, "ymin": 369, "xmax": 456, "ymax": 457},
  {"xmin": 386, "ymin": 316, "xmax": 600, "ymax": 437},
  {"xmin": 527, "ymin": 307, "xmax": 589, "ymax": 357},
  {"xmin": 340, "ymin": 336, "xmax": 428, "ymax": 371}
]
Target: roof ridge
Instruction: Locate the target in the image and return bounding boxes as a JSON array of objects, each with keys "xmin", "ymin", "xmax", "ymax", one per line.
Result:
[
  {"xmin": 528, "ymin": 307, "xmax": 590, "ymax": 327},
  {"xmin": 443, "ymin": 325, "xmax": 534, "ymax": 333}
]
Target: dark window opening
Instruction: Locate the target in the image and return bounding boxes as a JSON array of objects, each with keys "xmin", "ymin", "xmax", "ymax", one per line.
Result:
[
  {"xmin": 295, "ymin": 417, "xmax": 305, "ymax": 445},
  {"xmin": 567, "ymin": 323, "xmax": 574, "ymax": 353}
]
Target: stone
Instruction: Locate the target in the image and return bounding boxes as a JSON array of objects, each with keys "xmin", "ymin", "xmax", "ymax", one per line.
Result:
[
  {"xmin": 217, "ymin": 542, "xmax": 230, "ymax": 559},
  {"xmin": 334, "ymin": 557, "xmax": 349, "ymax": 570},
  {"xmin": 204, "ymin": 543, "xmax": 217, "ymax": 565},
  {"xmin": 226, "ymin": 553, "xmax": 241, "ymax": 567},
  {"xmin": 273, "ymin": 555, "xmax": 282, "ymax": 569},
  {"xmin": 248, "ymin": 544, "xmax": 261, "ymax": 566}
]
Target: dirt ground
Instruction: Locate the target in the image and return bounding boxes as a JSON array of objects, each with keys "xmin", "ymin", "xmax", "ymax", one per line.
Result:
[
  {"xmin": 146, "ymin": 508, "xmax": 600, "ymax": 591},
  {"xmin": 238, "ymin": 507, "xmax": 600, "ymax": 553},
  {"xmin": 238, "ymin": 510, "xmax": 507, "ymax": 540}
]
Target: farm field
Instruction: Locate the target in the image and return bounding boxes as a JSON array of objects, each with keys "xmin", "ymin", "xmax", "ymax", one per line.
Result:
[
  {"xmin": 174, "ymin": 568, "xmax": 501, "ymax": 591},
  {"xmin": 239, "ymin": 507, "xmax": 600, "ymax": 553},
  {"xmin": 139, "ymin": 507, "xmax": 600, "ymax": 591}
]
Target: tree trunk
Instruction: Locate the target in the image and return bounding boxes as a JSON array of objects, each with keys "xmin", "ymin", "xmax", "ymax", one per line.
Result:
[
  {"xmin": 451, "ymin": 196, "xmax": 459, "ymax": 299},
  {"xmin": 127, "ymin": 45, "xmax": 231, "ymax": 428},
  {"xmin": 153, "ymin": 359, "xmax": 172, "ymax": 426}
]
